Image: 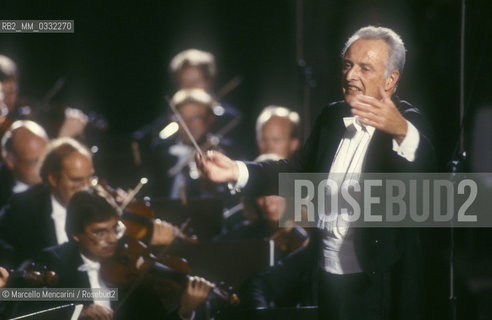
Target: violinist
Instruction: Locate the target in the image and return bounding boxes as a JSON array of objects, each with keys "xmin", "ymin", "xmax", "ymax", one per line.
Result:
[
  {"xmin": 0, "ymin": 137, "xmax": 92, "ymax": 264},
  {"xmin": 0, "ymin": 120, "xmax": 49, "ymax": 208},
  {"xmin": 149, "ymin": 88, "xmax": 237, "ymax": 199},
  {"xmin": 18, "ymin": 189, "xmax": 212, "ymax": 320},
  {"xmin": 0, "ymin": 54, "xmax": 88, "ymax": 140},
  {"xmin": 0, "ymin": 136, "xmax": 177, "ymax": 266},
  {"xmin": 169, "ymin": 49, "xmax": 243, "ymax": 147}
]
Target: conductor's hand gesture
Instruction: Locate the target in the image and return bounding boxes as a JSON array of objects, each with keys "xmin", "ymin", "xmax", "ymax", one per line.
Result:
[
  {"xmin": 196, "ymin": 151, "xmax": 239, "ymax": 183},
  {"xmin": 349, "ymin": 86, "xmax": 408, "ymax": 144}
]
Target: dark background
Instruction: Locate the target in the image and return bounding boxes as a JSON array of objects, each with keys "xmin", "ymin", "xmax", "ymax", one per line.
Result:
[
  {"xmin": 1, "ymin": 0, "xmax": 491, "ymax": 167},
  {"xmin": 1, "ymin": 1, "xmax": 492, "ymax": 318}
]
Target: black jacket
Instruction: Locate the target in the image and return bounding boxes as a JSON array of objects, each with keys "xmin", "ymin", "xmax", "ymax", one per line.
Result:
[
  {"xmin": 0, "ymin": 162, "xmax": 15, "ymax": 209},
  {"xmin": 10, "ymin": 241, "xmax": 181, "ymax": 320},
  {"xmin": 0, "ymin": 184, "xmax": 57, "ymax": 265},
  {"xmin": 239, "ymin": 98, "xmax": 436, "ymax": 320}
]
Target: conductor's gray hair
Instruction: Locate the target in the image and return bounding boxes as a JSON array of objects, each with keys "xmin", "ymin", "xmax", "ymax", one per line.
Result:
[{"xmin": 341, "ymin": 26, "xmax": 406, "ymax": 78}]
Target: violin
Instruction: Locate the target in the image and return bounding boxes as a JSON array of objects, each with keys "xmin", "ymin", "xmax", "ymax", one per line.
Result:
[
  {"xmin": 7, "ymin": 262, "xmax": 58, "ymax": 288},
  {"xmin": 100, "ymin": 235, "xmax": 239, "ymax": 313},
  {"xmin": 95, "ymin": 180, "xmax": 239, "ymax": 315},
  {"xmin": 93, "ymin": 178, "xmax": 198, "ymax": 244}
]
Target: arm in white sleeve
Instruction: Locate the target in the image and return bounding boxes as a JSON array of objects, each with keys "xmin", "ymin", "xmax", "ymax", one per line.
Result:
[
  {"xmin": 227, "ymin": 161, "xmax": 249, "ymax": 194},
  {"xmin": 392, "ymin": 120, "xmax": 420, "ymax": 162}
]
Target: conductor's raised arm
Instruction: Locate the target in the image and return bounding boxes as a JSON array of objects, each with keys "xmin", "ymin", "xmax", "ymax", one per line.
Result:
[{"xmin": 196, "ymin": 150, "xmax": 239, "ymax": 183}]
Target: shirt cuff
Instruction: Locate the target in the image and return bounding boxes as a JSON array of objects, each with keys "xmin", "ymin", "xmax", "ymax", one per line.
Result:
[
  {"xmin": 227, "ymin": 161, "xmax": 249, "ymax": 194},
  {"xmin": 392, "ymin": 120, "xmax": 420, "ymax": 162}
]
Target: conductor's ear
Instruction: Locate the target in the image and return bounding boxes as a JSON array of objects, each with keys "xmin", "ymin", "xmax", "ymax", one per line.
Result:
[{"xmin": 385, "ymin": 70, "xmax": 400, "ymax": 92}]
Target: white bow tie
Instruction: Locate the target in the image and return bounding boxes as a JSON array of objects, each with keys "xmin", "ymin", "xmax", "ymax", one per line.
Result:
[
  {"xmin": 78, "ymin": 262, "xmax": 100, "ymax": 272},
  {"xmin": 343, "ymin": 116, "xmax": 375, "ymax": 134}
]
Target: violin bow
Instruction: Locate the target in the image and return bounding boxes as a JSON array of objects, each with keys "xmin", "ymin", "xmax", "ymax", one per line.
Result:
[{"xmin": 118, "ymin": 177, "xmax": 148, "ymax": 211}]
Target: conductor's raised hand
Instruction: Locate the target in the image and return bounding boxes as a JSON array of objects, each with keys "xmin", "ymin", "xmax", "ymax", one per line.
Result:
[
  {"xmin": 349, "ymin": 86, "xmax": 408, "ymax": 144},
  {"xmin": 196, "ymin": 150, "xmax": 239, "ymax": 183}
]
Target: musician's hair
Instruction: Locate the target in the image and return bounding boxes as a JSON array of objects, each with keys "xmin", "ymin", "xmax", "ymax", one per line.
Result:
[
  {"xmin": 169, "ymin": 49, "xmax": 216, "ymax": 80},
  {"xmin": 171, "ymin": 88, "xmax": 215, "ymax": 114},
  {"xmin": 0, "ymin": 55, "xmax": 18, "ymax": 81},
  {"xmin": 1, "ymin": 120, "xmax": 49, "ymax": 159},
  {"xmin": 341, "ymin": 26, "xmax": 406, "ymax": 79},
  {"xmin": 65, "ymin": 189, "xmax": 119, "ymax": 238},
  {"xmin": 39, "ymin": 137, "xmax": 92, "ymax": 183},
  {"xmin": 256, "ymin": 106, "xmax": 300, "ymax": 142}
]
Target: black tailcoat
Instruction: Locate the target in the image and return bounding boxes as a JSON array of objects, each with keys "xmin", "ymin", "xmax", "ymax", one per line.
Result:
[{"xmin": 240, "ymin": 98, "xmax": 436, "ymax": 320}]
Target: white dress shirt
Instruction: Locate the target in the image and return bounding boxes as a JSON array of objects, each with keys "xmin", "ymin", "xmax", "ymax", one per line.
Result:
[
  {"xmin": 78, "ymin": 254, "xmax": 112, "ymax": 309},
  {"xmin": 319, "ymin": 117, "xmax": 377, "ymax": 274},
  {"xmin": 234, "ymin": 117, "xmax": 420, "ymax": 274},
  {"xmin": 50, "ymin": 196, "xmax": 69, "ymax": 244},
  {"xmin": 12, "ymin": 180, "xmax": 29, "ymax": 194}
]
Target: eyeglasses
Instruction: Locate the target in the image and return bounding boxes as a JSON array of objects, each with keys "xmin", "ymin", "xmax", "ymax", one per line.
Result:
[{"xmin": 86, "ymin": 221, "xmax": 126, "ymax": 244}]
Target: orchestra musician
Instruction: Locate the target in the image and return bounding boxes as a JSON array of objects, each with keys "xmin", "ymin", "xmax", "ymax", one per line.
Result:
[
  {"xmin": 148, "ymin": 88, "xmax": 238, "ymax": 199},
  {"xmin": 0, "ymin": 137, "xmax": 95, "ymax": 264},
  {"xmin": 256, "ymin": 106, "xmax": 301, "ymax": 159},
  {"xmin": 0, "ymin": 54, "xmax": 89, "ymax": 140},
  {"xmin": 9, "ymin": 189, "xmax": 212, "ymax": 320},
  {"xmin": 198, "ymin": 26, "xmax": 436, "ymax": 319},
  {"xmin": 222, "ymin": 106, "xmax": 302, "ymax": 238},
  {"xmin": 0, "ymin": 137, "xmax": 177, "ymax": 266},
  {"xmin": 134, "ymin": 48, "xmax": 243, "ymax": 164},
  {"xmin": 0, "ymin": 120, "xmax": 49, "ymax": 208},
  {"xmin": 169, "ymin": 49, "xmax": 216, "ymax": 93},
  {"xmin": 169, "ymin": 49, "xmax": 243, "ymax": 150}
]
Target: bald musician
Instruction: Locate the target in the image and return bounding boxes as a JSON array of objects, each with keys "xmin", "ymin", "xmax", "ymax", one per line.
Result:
[
  {"xmin": 256, "ymin": 106, "xmax": 301, "ymax": 159},
  {"xmin": 0, "ymin": 138, "xmax": 176, "ymax": 265},
  {"xmin": 0, "ymin": 120, "xmax": 49, "ymax": 207}
]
